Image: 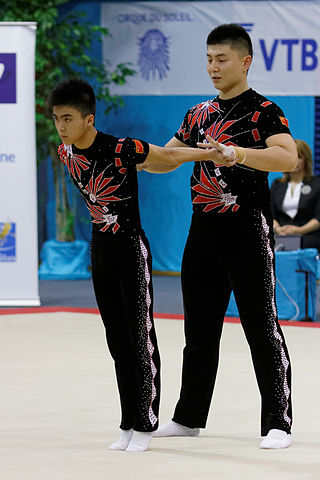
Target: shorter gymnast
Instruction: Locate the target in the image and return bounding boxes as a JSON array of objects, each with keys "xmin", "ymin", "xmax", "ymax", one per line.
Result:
[{"xmin": 47, "ymin": 78, "xmax": 217, "ymax": 452}]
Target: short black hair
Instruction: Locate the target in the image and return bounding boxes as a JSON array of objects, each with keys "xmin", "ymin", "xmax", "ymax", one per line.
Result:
[
  {"xmin": 46, "ymin": 78, "xmax": 96, "ymax": 117},
  {"xmin": 207, "ymin": 23, "xmax": 253, "ymax": 58}
]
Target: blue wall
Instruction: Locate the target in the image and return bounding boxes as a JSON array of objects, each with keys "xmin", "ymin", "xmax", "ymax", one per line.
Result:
[
  {"xmin": 101, "ymin": 94, "xmax": 315, "ymax": 271},
  {"xmin": 47, "ymin": 1, "xmax": 316, "ymax": 272}
]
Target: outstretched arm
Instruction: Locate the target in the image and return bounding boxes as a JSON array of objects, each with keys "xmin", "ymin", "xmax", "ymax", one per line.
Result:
[{"xmin": 139, "ymin": 142, "xmax": 217, "ymax": 173}]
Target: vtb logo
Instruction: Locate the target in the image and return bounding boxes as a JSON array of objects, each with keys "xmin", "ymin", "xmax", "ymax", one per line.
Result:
[{"xmin": 0, "ymin": 53, "xmax": 16, "ymax": 103}]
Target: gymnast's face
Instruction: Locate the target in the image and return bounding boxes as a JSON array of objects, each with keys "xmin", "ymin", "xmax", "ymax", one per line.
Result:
[
  {"xmin": 206, "ymin": 44, "xmax": 252, "ymax": 99},
  {"xmin": 52, "ymin": 105, "xmax": 95, "ymax": 148}
]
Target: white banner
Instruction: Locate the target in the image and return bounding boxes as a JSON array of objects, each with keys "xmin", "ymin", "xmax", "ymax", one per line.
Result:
[
  {"xmin": 102, "ymin": 1, "xmax": 320, "ymax": 96},
  {"xmin": 0, "ymin": 22, "xmax": 40, "ymax": 306}
]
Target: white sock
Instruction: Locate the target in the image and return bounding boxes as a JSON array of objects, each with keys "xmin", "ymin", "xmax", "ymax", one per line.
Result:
[
  {"xmin": 108, "ymin": 428, "xmax": 133, "ymax": 451},
  {"xmin": 125, "ymin": 431, "xmax": 152, "ymax": 452},
  {"xmin": 259, "ymin": 429, "xmax": 292, "ymax": 449},
  {"xmin": 152, "ymin": 420, "xmax": 200, "ymax": 437}
]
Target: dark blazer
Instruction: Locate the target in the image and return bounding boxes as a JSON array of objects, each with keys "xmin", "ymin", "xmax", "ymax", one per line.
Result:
[{"xmin": 270, "ymin": 176, "xmax": 320, "ymax": 251}]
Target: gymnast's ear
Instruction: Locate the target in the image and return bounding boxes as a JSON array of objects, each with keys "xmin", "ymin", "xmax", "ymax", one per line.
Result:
[
  {"xmin": 243, "ymin": 55, "xmax": 252, "ymax": 72},
  {"xmin": 86, "ymin": 113, "xmax": 95, "ymax": 126}
]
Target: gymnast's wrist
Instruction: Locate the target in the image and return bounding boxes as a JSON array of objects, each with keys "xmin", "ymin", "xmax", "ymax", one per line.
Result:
[{"xmin": 234, "ymin": 146, "xmax": 246, "ymax": 164}]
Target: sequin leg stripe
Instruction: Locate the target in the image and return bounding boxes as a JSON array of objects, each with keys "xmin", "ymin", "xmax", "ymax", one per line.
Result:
[
  {"xmin": 261, "ymin": 213, "xmax": 291, "ymax": 428},
  {"xmin": 139, "ymin": 237, "xmax": 158, "ymax": 427}
]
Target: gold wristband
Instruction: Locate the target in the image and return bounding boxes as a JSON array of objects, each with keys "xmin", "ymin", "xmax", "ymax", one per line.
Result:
[{"xmin": 234, "ymin": 146, "xmax": 246, "ymax": 164}]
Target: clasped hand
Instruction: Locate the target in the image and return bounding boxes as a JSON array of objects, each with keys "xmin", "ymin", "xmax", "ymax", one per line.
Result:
[
  {"xmin": 135, "ymin": 135, "xmax": 239, "ymax": 173},
  {"xmin": 276, "ymin": 225, "xmax": 301, "ymax": 235},
  {"xmin": 197, "ymin": 135, "xmax": 238, "ymax": 167}
]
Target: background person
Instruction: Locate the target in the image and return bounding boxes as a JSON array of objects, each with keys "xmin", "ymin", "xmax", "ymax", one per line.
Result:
[{"xmin": 271, "ymin": 139, "xmax": 320, "ymax": 252}]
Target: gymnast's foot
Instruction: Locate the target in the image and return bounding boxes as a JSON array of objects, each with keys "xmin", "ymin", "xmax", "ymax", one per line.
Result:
[
  {"xmin": 126, "ymin": 431, "xmax": 152, "ymax": 452},
  {"xmin": 153, "ymin": 420, "xmax": 200, "ymax": 437},
  {"xmin": 108, "ymin": 428, "xmax": 133, "ymax": 450},
  {"xmin": 259, "ymin": 429, "xmax": 292, "ymax": 449}
]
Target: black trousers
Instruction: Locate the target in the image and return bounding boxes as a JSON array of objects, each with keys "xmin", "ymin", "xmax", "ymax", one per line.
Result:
[
  {"xmin": 173, "ymin": 210, "xmax": 292, "ymax": 436},
  {"xmin": 91, "ymin": 230, "xmax": 160, "ymax": 432}
]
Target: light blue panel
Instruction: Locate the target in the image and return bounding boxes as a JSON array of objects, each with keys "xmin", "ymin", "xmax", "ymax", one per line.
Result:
[
  {"xmin": 39, "ymin": 239, "xmax": 91, "ymax": 280},
  {"xmin": 98, "ymin": 95, "xmax": 208, "ymax": 271}
]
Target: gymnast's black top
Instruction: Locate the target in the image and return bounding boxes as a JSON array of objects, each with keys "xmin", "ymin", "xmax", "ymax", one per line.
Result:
[
  {"xmin": 175, "ymin": 88, "xmax": 291, "ymax": 228},
  {"xmin": 58, "ymin": 131, "xmax": 149, "ymax": 236}
]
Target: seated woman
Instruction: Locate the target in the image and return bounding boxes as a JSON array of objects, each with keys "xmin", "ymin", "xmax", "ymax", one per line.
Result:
[{"xmin": 270, "ymin": 139, "xmax": 320, "ymax": 252}]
